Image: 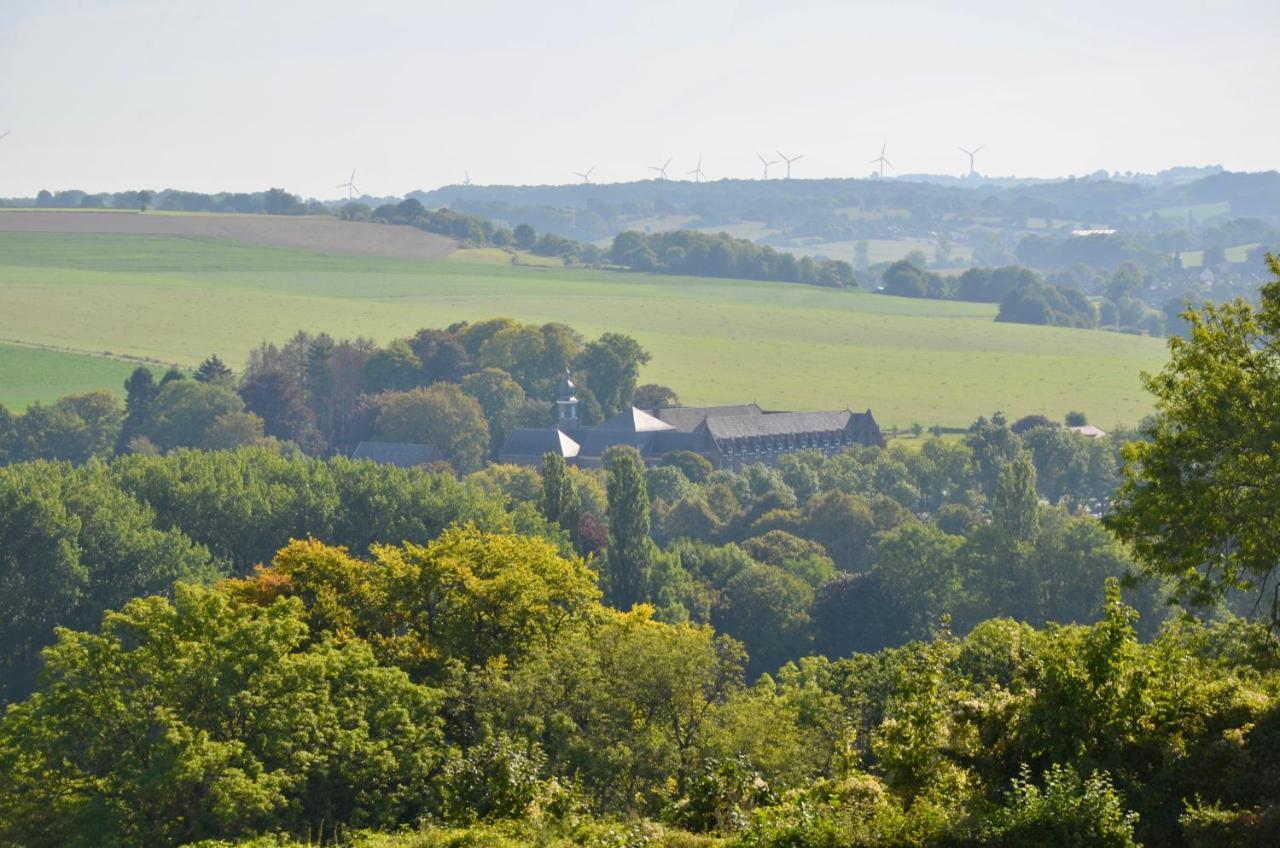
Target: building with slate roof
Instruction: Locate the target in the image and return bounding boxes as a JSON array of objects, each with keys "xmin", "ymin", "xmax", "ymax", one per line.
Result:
[
  {"xmin": 497, "ymin": 372, "xmax": 883, "ymax": 469},
  {"xmin": 351, "ymin": 441, "xmax": 442, "ymax": 468},
  {"xmin": 500, "ymin": 428, "xmax": 581, "ymax": 465}
]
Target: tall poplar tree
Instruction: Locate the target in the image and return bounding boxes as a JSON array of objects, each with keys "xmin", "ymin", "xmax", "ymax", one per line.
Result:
[
  {"xmin": 604, "ymin": 448, "xmax": 652, "ymax": 609},
  {"xmin": 541, "ymin": 452, "xmax": 580, "ymax": 546}
]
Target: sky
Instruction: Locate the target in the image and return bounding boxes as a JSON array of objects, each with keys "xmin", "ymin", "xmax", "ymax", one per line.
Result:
[{"xmin": 1, "ymin": 0, "xmax": 1277, "ymax": 199}]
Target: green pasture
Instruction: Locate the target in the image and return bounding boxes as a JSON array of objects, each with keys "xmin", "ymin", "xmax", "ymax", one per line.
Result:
[
  {"xmin": 1176, "ymin": 243, "xmax": 1259, "ymax": 269},
  {"xmin": 775, "ymin": 237, "xmax": 974, "ymax": 265},
  {"xmin": 0, "ymin": 232, "xmax": 1168, "ymax": 426},
  {"xmin": 0, "ymin": 343, "xmax": 150, "ymax": 408}
]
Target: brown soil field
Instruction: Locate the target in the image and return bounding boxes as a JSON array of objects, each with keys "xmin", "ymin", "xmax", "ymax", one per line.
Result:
[{"xmin": 0, "ymin": 210, "xmax": 458, "ymax": 261}]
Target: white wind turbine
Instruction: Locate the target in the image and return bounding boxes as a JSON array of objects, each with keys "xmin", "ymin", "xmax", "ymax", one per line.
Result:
[
  {"xmin": 757, "ymin": 152, "xmax": 779, "ymax": 180},
  {"xmin": 572, "ymin": 165, "xmax": 596, "ymax": 184},
  {"xmin": 776, "ymin": 150, "xmax": 804, "ymax": 179},
  {"xmin": 870, "ymin": 143, "xmax": 892, "ymax": 178},
  {"xmin": 686, "ymin": 156, "xmax": 706, "ymax": 183},
  {"xmin": 336, "ymin": 169, "xmax": 360, "ymax": 200},
  {"xmin": 957, "ymin": 145, "xmax": 985, "ymax": 177},
  {"xmin": 648, "ymin": 157, "xmax": 673, "ymax": 180}
]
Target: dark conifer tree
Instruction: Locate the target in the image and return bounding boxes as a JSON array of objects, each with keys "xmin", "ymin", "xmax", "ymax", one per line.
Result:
[{"xmin": 193, "ymin": 354, "xmax": 233, "ymax": 385}]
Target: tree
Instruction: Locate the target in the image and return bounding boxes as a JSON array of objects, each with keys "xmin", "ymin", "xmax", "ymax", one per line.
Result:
[
  {"xmin": 119, "ymin": 366, "xmax": 159, "ymax": 449},
  {"xmin": 871, "ymin": 523, "xmax": 965, "ymax": 641},
  {"xmin": 854, "ymin": 240, "xmax": 870, "ymax": 271},
  {"xmin": 882, "ymin": 260, "xmax": 930, "ymax": 298},
  {"xmin": 604, "ymin": 448, "xmax": 653, "ymax": 608},
  {"xmin": 576, "ymin": 333, "xmax": 651, "ymax": 419},
  {"xmin": 478, "ymin": 325, "xmax": 546, "ymax": 390},
  {"xmin": 238, "ymin": 367, "xmax": 325, "ymax": 452},
  {"xmin": 0, "ymin": 462, "xmax": 213, "ymax": 703},
  {"xmin": 715, "ymin": 563, "xmax": 813, "ymax": 675},
  {"xmin": 1065, "ymin": 410, "xmax": 1088, "ymax": 427},
  {"xmin": 1106, "ymin": 261, "xmax": 1144, "ymax": 304},
  {"xmin": 0, "ymin": 584, "xmax": 445, "ymax": 846},
  {"xmin": 375, "ymin": 384, "xmax": 490, "ymax": 473},
  {"xmin": 364, "ymin": 339, "xmax": 422, "ymax": 393},
  {"xmin": 803, "ymin": 490, "xmax": 876, "ymax": 571},
  {"xmin": 1108, "ymin": 255, "xmax": 1280, "ymax": 623},
  {"xmin": 7, "ymin": 391, "xmax": 124, "ymax": 464},
  {"xmin": 145, "ymin": 380, "xmax": 244, "ymax": 451},
  {"xmin": 461, "ymin": 367, "xmax": 528, "ymax": 454},
  {"xmin": 200, "ymin": 410, "xmax": 268, "ymax": 450},
  {"xmin": 513, "ymin": 223, "xmax": 536, "ymax": 250},
  {"xmin": 193, "ymin": 354, "xmax": 233, "ymax": 385},
  {"xmin": 541, "ymin": 451, "xmax": 580, "ymax": 545},
  {"xmin": 660, "ymin": 450, "xmax": 714, "ymax": 484},
  {"xmin": 993, "ymin": 456, "xmax": 1039, "ymax": 540},
  {"xmin": 408, "ymin": 328, "xmax": 471, "ymax": 384},
  {"xmin": 633, "ymin": 383, "xmax": 680, "ymax": 409}
]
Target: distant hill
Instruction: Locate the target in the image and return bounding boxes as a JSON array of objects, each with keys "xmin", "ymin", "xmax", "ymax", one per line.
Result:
[{"xmin": 408, "ymin": 169, "xmax": 1278, "ymax": 243}]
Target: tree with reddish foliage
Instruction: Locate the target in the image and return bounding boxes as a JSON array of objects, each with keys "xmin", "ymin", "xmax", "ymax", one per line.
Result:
[
  {"xmin": 578, "ymin": 512, "xmax": 608, "ymax": 560},
  {"xmin": 238, "ymin": 368, "xmax": 327, "ymax": 454}
]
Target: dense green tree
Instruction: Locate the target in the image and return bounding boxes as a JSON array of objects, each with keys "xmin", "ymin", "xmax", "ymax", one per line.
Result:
[
  {"xmin": 145, "ymin": 380, "xmax": 244, "ymax": 451},
  {"xmin": 1108, "ymin": 255, "xmax": 1280, "ymax": 623},
  {"xmin": 716, "ymin": 563, "xmax": 814, "ymax": 675},
  {"xmin": 964, "ymin": 413, "xmax": 1026, "ymax": 500},
  {"xmin": 633, "ymin": 383, "xmax": 680, "ymax": 409},
  {"xmin": 375, "ymin": 384, "xmax": 490, "ymax": 473},
  {"xmin": 540, "ymin": 451, "xmax": 580, "ymax": 545},
  {"xmin": 803, "ymin": 490, "xmax": 877, "ymax": 571},
  {"xmin": 604, "ymin": 448, "xmax": 654, "ymax": 608},
  {"xmin": 513, "ymin": 223, "xmax": 536, "ymax": 250},
  {"xmin": 872, "ymin": 522, "xmax": 966, "ymax": 641},
  {"xmin": 575, "ymin": 333, "xmax": 651, "ymax": 419},
  {"xmin": 0, "ymin": 462, "xmax": 214, "ymax": 702},
  {"xmin": 478, "ymin": 325, "xmax": 546, "ymax": 390},
  {"xmin": 660, "ymin": 450, "xmax": 714, "ymax": 484},
  {"xmin": 992, "ymin": 456, "xmax": 1039, "ymax": 540},
  {"xmin": 0, "ymin": 585, "xmax": 445, "ymax": 847},
  {"xmin": 407, "ymin": 327, "xmax": 471, "ymax": 383},
  {"xmin": 200, "ymin": 410, "xmax": 268, "ymax": 450},
  {"xmin": 6, "ymin": 391, "xmax": 123, "ymax": 464},
  {"xmin": 363, "ymin": 339, "xmax": 422, "ymax": 393}
]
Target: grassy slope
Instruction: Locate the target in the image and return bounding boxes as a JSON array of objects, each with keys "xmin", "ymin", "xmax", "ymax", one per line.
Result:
[
  {"xmin": 0, "ymin": 233, "xmax": 1168, "ymax": 426},
  {"xmin": 0, "ymin": 343, "xmax": 146, "ymax": 408}
]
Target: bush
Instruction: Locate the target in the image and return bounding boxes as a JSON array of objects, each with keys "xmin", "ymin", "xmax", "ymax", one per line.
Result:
[{"xmin": 980, "ymin": 765, "xmax": 1139, "ymax": 848}]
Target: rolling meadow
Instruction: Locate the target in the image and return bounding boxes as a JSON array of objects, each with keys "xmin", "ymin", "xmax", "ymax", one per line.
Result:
[{"xmin": 0, "ymin": 227, "xmax": 1168, "ymax": 427}]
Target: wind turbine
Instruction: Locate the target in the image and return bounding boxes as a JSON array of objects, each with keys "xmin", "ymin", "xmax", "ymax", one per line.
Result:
[
  {"xmin": 572, "ymin": 165, "xmax": 596, "ymax": 184},
  {"xmin": 463, "ymin": 171, "xmax": 472, "ymax": 186},
  {"xmin": 870, "ymin": 143, "xmax": 893, "ymax": 178},
  {"xmin": 956, "ymin": 145, "xmax": 985, "ymax": 177},
  {"xmin": 686, "ymin": 155, "xmax": 706, "ymax": 182},
  {"xmin": 757, "ymin": 152, "xmax": 779, "ymax": 180},
  {"xmin": 336, "ymin": 169, "xmax": 360, "ymax": 200},
  {"xmin": 776, "ymin": 150, "xmax": 804, "ymax": 179},
  {"xmin": 648, "ymin": 157, "xmax": 673, "ymax": 180}
]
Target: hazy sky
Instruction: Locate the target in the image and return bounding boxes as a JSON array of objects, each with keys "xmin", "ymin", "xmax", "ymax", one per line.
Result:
[{"xmin": 2, "ymin": 0, "xmax": 1277, "ymax": 198}]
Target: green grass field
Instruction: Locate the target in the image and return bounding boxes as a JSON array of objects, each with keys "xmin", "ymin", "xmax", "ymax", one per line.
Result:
[
  {"xmin": 0, "ymin": 232, "xmax": 1169, "ymax": 427},
  {"xmin": 0, "ymin": 343, "xmax": 150, "ymax": 408}
]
